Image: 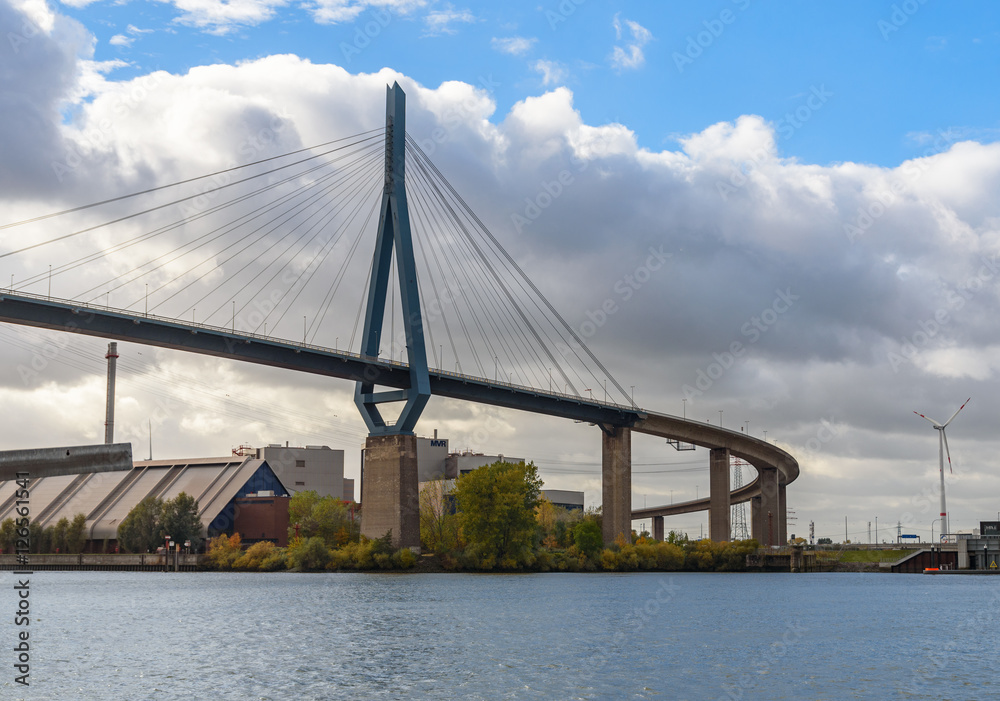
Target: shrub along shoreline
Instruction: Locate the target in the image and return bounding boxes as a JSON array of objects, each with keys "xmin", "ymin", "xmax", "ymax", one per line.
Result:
[
  {"xmin": 201, "ymin": 463, "xmax": 764, "ymax": 574},
  {"xmin": 203, "ymin": 531, "xmax": 762, "ymax": 573}
]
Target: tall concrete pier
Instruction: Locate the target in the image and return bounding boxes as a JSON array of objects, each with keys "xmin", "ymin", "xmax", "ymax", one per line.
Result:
[
  {"xmin": 602, "ymin": 426, "xmax": 631, "ymax": 546},
  {"xmin": 360, "ymin": 434, "xmax": 420, "ymax": 549},
  {"xmin": 708, "ymin": 448, "xmax": 731, "ymax": 541},
  {"xmin": 752, "ymin": 467, "xmax": 780, "ymax": 546}
]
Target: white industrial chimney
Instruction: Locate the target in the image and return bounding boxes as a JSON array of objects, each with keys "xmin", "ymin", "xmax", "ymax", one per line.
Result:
[{"xmin": 104, "ymin": 342, "xmax": 118, "ymax": 444}]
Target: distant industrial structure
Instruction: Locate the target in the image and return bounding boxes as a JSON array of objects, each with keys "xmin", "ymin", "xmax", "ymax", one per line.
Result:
[
  {"xmin": 0, "ymin": 444, "xmax": 347, "ymax": 551},
  {"xmin": 395, "ymin": 431, "xmax": 585, "ymax": 512},
  {"xmin": 891, "ymin": 521, "xmax": 1000, "ymax": 573}
]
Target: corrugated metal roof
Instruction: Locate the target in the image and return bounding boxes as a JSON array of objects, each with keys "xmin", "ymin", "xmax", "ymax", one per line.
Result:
[{"xmin": 0, "ymin": 455, "xmax": 278, "ymax": 542}]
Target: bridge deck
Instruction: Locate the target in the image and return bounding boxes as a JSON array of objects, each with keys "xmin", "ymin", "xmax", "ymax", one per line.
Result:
[{"xmin": 0, "ymin": 291, "xmax": 799, "ymax": 515}]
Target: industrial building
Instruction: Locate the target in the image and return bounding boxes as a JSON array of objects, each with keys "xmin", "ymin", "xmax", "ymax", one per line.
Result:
[
  {"xmin": 891, "ymin": 521, "xmax": 1000, "ymax": 573},
  {"xmin": 399, "ymin": 433, "xmax": 584, "ymax": 513},
  {"xmin": 243, "ymin": 443, "xmax": 351, "ymax": 500},
  {"xmin": 0, "ymin": 444, "xmax": 347, "ymax": 551}
]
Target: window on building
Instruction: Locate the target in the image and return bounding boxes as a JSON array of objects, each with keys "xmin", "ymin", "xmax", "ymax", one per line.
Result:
[
  {"xmin": 295, "ymin": 481, "xmax": 305, "ymax": 486},
  {"xmin": 295, "ymin": 459, "xmax": 306, "ymax": 468}
]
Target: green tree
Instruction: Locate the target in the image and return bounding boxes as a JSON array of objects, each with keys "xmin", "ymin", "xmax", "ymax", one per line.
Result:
[
  {"xmin": 288, "ymin": 536, "xmax": 331, "ymax": 571},
  {"xmin": 572, "ymin": 519, "xmax": 603, "ymax": 557},
  {"xmin": 52, "ymin": 517, "xmax": 69, "ymax": 553},
  {"xmin": 288, "ymin": 490, "xmax": 321, "ymax": 534},
  {"xmin": 66, "ymin": 514, "xmax": 88, "ymax": 554},
  {"xmin": 419, "ymin": 481, "xmax": 459, "ymax": 554},
  {"xmin": 0, "ymin": 518, "xmax": 16, "ymax": 553},
  {"xmin": 287, "ymin": 490, "xmax": 358, "ymax": 547},
  {"xmin": 451, "ymin": 460, "xmax": 543, "ymax": 569},
  {"xmin": 41, "ymin": 525, "xmax": 55, "ymax": 554},
  {"xmin": 117, "ymin": 496, "xmax": 164, "ymax": 553},
  {"xmin": 28, "ymin": 522, "xmax": 42, "ymax": 554},
  {"xmin": 161, "ymin": 492, "xmax": 203, "ymax": 551}
]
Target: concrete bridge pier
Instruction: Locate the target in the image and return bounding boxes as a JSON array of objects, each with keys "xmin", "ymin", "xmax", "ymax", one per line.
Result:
[
  {"xmin": 709, "ymin": 448, "xmax": 731, "ymax": 542},
  {"xmin": 360, "ymin": 434, "xmax": 420, "ymax": 550},
  {"xmin": 751, "ymin": 466, "xmax": 780, "ymax": 547},
  {"xmin": 602, "ymin": 426, "xmax": 632, "ymax": 546},
  {"xmin": 778, "ymin": 481, "xmax": 788, "ymax": 543},
  {"xmin": 652, "ymin": 515, "xmax": 664, "ymax": 541}
]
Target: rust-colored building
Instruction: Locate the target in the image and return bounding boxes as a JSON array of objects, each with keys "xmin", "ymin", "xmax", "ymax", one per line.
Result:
[{"xmin": 234, "ymin": 495, "xmax": 291, "ymax": 547}]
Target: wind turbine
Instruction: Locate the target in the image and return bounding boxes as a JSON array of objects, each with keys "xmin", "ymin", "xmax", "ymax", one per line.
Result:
[{"xmin": 914, "ymin": 398, "xmax": 970, "ymax": 541}]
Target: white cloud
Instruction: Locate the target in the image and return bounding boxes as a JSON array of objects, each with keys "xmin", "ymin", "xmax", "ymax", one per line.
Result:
[
  {"xmin": 160, "ymin": 0, "xmax": 290, "ymax": 35},
  {"xmin": 307, "ymin": 0, "xmax": 427, "ymax": 24},
  {"xmin": 423, "ymin": 4, "xmax": 474, "ymax": 36},
  {"xmin": 915, "ymin": 346, "xmax": 1000, "ymax": 380},
  {"xmin": 491, "ymin": 36, "xmax": 536, "ymax": 56},
  {"xmin": 11, "ymin": 0, "xmax": 57, "ymax": 29},
  {"xmin": 611, "ymin": 13, "xmax": 652, "ymax": 70},
  {"xmin": 532, "ymin": 59, "xmax": 568, "ymax": 87},
  {"xmin": 109, "ymin": 23, "xmax": 153, "ymax": 49}
]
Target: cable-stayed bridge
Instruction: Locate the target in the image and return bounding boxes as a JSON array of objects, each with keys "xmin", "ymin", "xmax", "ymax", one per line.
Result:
[{"xmin": 0, "ymin": 84, "xmax": 797, "ymax": 547}]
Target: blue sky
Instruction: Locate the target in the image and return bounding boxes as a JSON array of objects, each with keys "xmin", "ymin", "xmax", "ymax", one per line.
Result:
[{"xmin": 67, "ymin": 0, "xmax": 1000, "ymax": 167}]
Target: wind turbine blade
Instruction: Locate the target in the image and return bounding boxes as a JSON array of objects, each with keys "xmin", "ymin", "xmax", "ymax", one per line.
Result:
[
  {"xmin": 942, "ymin": 428, "xmax": 954, "ymax": 474},
  {"xmin": 914, "ymin": 411, "xmax": 941, "ymax": 427},
  {"xmin": 942, "ymin": 397, "xmax": 972, "ymax": 428}
]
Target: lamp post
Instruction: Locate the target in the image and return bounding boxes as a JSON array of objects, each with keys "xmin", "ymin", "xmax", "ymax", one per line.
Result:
[{"xmin": 931, "ymin": 518, "xmax": 941, "ymax": 544}]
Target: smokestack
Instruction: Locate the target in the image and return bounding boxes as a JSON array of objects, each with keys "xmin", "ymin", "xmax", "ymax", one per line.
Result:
[{"xmin": 104, "ymin": 342, "xmax": 118, "ymax": 444}]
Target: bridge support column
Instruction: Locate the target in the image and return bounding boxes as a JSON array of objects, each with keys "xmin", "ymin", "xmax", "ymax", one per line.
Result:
[
  {"xmin": 601, "ymin": 426, "xmax": 631, "ymax": 547},
  {"xmin": 360, "ymin": 434, "xmax": 420, "ymax": 550},
  {"xmin": 709, "ymin": 448, "xmax": 731, "ymax": 542},
  {"xmin": 652, "ymin": 516, "xmax": 664, "ymax": 542},
  {"xmin": 778, "ymin": 481, "xmax": 788, "ymax": 544},
  {"xmin": 750, "ymin": 496, "xmax": 762, "ymax": 542},
  {"xmin": 751, "ymin": 467, "xmax": 779, "ymax": 547}
]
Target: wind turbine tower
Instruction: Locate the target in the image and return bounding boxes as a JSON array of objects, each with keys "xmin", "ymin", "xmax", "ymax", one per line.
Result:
[{"xmin": 914, "ymin": 398, "xmax": 970, "ymax": 540}]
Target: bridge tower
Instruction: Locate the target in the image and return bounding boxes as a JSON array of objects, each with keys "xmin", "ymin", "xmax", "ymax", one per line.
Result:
[{"xmin": 356, "ymin": 82, "xmax": 430, "ymax": 550}]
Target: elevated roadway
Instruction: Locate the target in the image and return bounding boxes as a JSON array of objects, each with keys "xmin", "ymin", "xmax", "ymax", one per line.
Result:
[{"xmin": 0, "ymin": 291, "xmax": 799, "ymax": 545}]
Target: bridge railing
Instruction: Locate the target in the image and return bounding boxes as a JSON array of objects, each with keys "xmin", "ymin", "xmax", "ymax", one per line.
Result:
[{"xmin": 2, "ymin": 289, "xmax": 641, "ymax": 412}]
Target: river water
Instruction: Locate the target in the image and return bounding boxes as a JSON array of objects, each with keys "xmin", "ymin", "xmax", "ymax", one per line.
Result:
[{"xmin": 1, "ymin": 571, "xmax": 996, "ymax": 700}]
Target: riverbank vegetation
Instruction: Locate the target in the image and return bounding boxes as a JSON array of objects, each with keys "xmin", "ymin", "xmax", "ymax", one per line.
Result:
[
  {"xmin": 201, "ymin": 462, "xmax": 761, "ymax": 573},
  {"xmin": 0, "ymin": 513, "xmax": 89, "ymax": 554}
]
